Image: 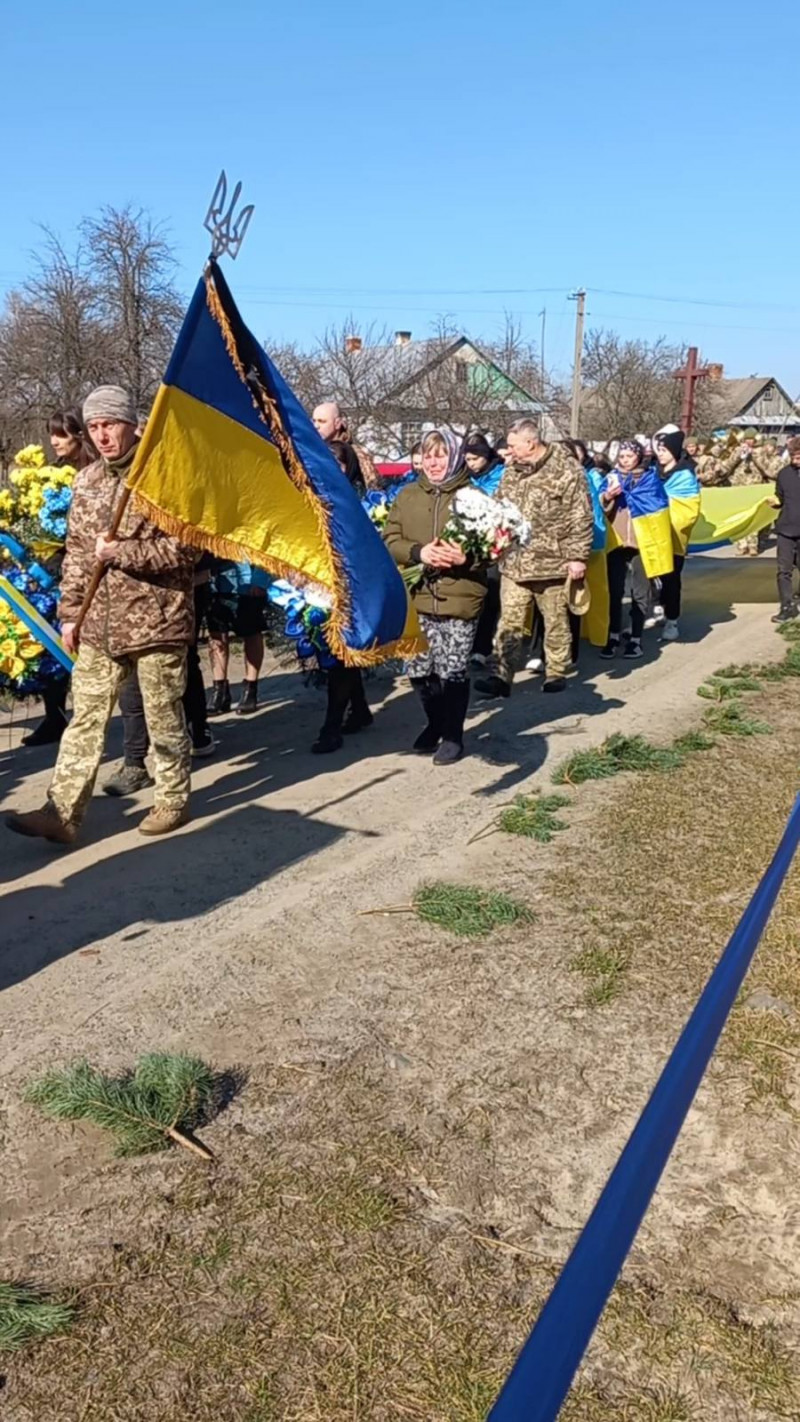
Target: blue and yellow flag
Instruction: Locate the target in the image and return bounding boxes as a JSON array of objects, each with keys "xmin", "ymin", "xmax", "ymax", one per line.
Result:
[
  {"xmin": 690, "ymin": 484, "xmax": 777, "ymax": 550},
  {"xmin": 128, "ymin": 261, "xmax": 423, "ymax": 666},
  {"xmin": 624, "ymin": 468, "xmax": 675, "ymax": 579},
  {"xmin": 663, "ymin": 466, "xmax": 702, "ymax": 555}
]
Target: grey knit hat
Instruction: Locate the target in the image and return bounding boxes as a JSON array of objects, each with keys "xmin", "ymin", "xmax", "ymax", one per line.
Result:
[{"xmin": 83, "ymin": 385, "xmax": 137, "ymax": 426}]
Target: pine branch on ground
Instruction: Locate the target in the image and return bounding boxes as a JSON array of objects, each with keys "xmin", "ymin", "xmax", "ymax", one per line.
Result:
[
  {"xmin": 697, "ymin": 674, "xmax": 763, "ymax": 702},
  {"xmin": 776, "ymin": 619, "xmax": 800, "ymax": 642},
  {"xmin": 702, "ymin": 700, "xmax": 772, "ymax": 739},
  {"xmin": 0, "ymin": 1282, "xmax": 74, "ymax": 1352},
  {"xmin": 672, "ymin": 730, "xmax": 717, "ymax": 755},
  {"xmin": 497, "ymin": 792, "xmax": 571, "ymax": 842},
  {"xmin": 25, "ymin": 1054, "xmax": 219, "ymax": 1159},
  {"xmin": 413, "ymin": 883, "xmax": 532, "ymax": 938},
  {"xmin": 552, "ymin": 733, "xmax": 683, "ymax": 786}
]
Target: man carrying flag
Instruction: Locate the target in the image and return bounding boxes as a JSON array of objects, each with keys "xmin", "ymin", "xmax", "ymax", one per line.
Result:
[{"xmin": 6, "ymin": 386, "xmax": 195, "ymax": 845}]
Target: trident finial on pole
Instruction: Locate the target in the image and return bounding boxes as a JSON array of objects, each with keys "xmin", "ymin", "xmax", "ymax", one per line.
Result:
[{"xmin": 203, "ymin": 171, "xmax": 254, "ymax": 260}]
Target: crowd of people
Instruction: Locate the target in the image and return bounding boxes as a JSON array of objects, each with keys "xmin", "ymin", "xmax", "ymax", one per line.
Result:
[{"xmin": 4, "ymin": 384, "xmax": 800, "ymax": 845}]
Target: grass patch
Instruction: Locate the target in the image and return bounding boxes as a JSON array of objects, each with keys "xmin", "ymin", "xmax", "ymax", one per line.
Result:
[
  {"xmin": 553, "ymin": 733, "xmax": 683, "ymax": 786},
  {"xmin": 562, "ymin": 1383, "xmax": 700, "ymax": 1422},
  {"xmin": 0, "ymin": 1282, "xmax": 74, "ymax": 1352},
  {"xmin": 497, "ymin": 791, "xmax": 571, "ymax": 842},
  {"xmin": 702, "ymin": 700, "xmax": 772, "ymax": 738},
  {"xmin": 414, "ymin": 882, "xmax": 532, "ymax": 937},
  {"xmin": 725, "ymin": 1009, "xmax": 800, "ymax": 1108},
  {"xmin": 573, "ymin": 944, "xmax": 630, "ymax": 1005}
]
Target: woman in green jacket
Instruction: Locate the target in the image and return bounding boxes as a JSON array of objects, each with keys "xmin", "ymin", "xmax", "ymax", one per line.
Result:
[{"xmin": 384, "ymin": 429, "xmax": 487, "ymax": 764}]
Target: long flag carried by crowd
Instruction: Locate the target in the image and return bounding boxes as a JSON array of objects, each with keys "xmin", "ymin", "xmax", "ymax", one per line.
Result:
[{"xmin": 124, "ymin": 259, "xmax": 424, "ymax": 666}]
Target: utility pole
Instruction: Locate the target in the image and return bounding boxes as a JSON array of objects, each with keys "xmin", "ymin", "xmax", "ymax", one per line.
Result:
[
  {"xmin": 569, "ymin": 289, "xmax": 586, "ymax": 438},
  {"xmin": 674, "ymin": 346, "xmax": 711, "ymax": 434},
  {"xmin": 539, "ymin": 307, "xmax": 546, "ymax": 398}
]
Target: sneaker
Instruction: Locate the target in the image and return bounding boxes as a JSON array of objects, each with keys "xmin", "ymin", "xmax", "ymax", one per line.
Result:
[
  {"xmin": 599, "ymin": 636, "xmax": 620, "ymax": 660},
  {"xmin": 475, "ymin": 675, "xmax": 511, "ymax": 699},
  {"xmin": 5, "ymin": 803, "xmax": 77, "ymax": 845},
  {"xmin": 525, "ymin": 656, "xmax": 545, "ymax": 673},
  {"xmin": 771, "ymin": 605, "xmax": 796, "ymax": 624},
  {"xmin": 432, "ymin": 739, "xmax": 463, "ymax": 766},
  {"xmin": 661, "ymin": 620, "xmax": 679, "ymax": 642},
  {"xmin": 21, "ymin": 718, "xmax": 65, "ymax": 748},
  {"xmin": 103, "ymin": 762, "xmax": 154, "ymax": 797},
  {"xmin": 138, "ymin": 805, "xmax": 191, "ymax": 837},
  {"xmin": 311, "ymin": 727, "xmax": 344, "ymax": 755},
  {"xmin": 342, "ymin": 707, "xmax": 374, "ymax": 735},
  {"xmin": 623, "ymin": 638, "xmax": 643, "ymax": 659},
  {"xmin": 191, "ymin": 728, "xmax": 217, "ymax": 758},
  {"xmin": 543, "ymin": 677, "xmax": 567, "ymax": 693}
]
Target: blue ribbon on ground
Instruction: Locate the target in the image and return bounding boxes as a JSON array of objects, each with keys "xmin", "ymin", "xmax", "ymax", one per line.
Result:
[{"xmin": 490, "ymin": 794, "xmax": 800, "ymax": 1422}]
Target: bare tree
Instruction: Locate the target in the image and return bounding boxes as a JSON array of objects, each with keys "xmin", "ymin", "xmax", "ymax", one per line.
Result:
[
  {"xmin": 0, "ymin": 207, "xmax": 184, "ymax": 464},
  {"xmin": 81, "ymin": 206, "xmax": 183, "ymax": 410},
  {"xmin": 580, "ymin": 330, "xmax": 715, "ymax": 440}
]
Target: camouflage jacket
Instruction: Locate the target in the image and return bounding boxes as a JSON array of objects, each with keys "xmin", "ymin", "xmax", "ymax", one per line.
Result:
[
  {"xmin": 499, "ymin": 444, "xmax": 593, "ymax": 582},
  {"xmin": 59, "ymin": 453, "xmax": 196, "ymax": 658},
  {"xmin": 695, "ymin": 453, "xmax": 726, "ymax": 486},
  {"xmin": 726, "ymin": 447, "xmax": 777, "ymax": 487}
]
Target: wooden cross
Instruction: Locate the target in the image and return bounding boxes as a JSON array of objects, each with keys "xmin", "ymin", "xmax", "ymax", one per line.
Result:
[{"xmin": 674, "ymin": 347, "xmax": 711, "ymax": 433}]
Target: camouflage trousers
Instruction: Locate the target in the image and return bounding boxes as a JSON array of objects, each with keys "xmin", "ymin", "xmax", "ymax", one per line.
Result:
[
  {"xmin": 495, "ymin": 577, "xmax": 571, "ymax": 682},
  {"xmin": 49, "ymin": 644, "xmax": 190, "ymax": 826}
]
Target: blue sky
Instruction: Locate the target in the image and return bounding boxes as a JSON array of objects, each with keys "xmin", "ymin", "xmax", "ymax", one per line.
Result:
[{"xmin": 4, "ymin": 0, "xmax": 800, "ymax": 391}]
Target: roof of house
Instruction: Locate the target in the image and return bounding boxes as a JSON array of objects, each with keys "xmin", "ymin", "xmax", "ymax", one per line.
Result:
[
  {"xmin": 319, "ymin": 335, "xmax": 545, "ymax": 413},
  {"xmin": 709, "ymin": 375, "xmax": 800, "ymax": 426}
]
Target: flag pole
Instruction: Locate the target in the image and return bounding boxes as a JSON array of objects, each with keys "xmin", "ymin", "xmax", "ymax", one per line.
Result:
[{"xmin": 72, "ymin": 172, "xmax": 254, "ymax": 644}]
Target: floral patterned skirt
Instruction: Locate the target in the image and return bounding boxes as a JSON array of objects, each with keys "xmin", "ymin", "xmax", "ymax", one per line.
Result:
[{"xmin": 405, "ymin": 613, "xmax": 477, "ymax": 684}]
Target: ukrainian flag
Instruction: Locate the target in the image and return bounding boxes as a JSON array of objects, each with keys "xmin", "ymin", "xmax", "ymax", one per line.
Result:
[
  {"xmin": 690, "ymin": 484, "xmax": 777, "ymax": 550},
  {"xmin": 625, "ymin": 468, "xmax": 675, "ymax": 579},
  {"xmin": 128, "ymin": 260, "xmax": 423, "ymax": 666},
  {"xmin": 663, "ymin": 466, "xmax": 702, "ymax": 555}
]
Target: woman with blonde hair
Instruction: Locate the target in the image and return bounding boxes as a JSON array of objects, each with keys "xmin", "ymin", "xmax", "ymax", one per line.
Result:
[{"xmin": 384, "ymin": 429, "xmax": 487, "ymax": 764}]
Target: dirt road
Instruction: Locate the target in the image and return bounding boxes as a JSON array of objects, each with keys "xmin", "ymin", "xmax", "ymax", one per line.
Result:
[{"xmin": 0, "ymin": 552, "xmax": 784, "ymax": 1232}]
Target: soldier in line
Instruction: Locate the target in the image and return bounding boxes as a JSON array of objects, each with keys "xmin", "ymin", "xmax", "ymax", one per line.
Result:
[
  {"xmin": 5, "ymin": 385, "xmax": 195, "ymax": 845},
  {"xmin": 475, "ymin": 418, "xmax": 593, "ymax": 699},
  {"xmin": 724, "ymin": 430, "xmax": 778, "ymax": 554}
]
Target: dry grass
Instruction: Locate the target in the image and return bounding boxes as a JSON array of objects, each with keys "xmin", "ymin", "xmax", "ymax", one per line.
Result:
[{"xmin": 6, "ymin": 659, "xmax": 800, "ymax": 1420}]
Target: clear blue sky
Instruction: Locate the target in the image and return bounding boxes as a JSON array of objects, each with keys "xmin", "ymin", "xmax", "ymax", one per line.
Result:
[{"xmin": 4, "ymin": 0, "xmax": 800, "ymax": 391}]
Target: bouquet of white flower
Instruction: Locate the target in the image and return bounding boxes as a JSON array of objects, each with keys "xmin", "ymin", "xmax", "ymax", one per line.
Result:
[{"xmin": 440, "ymin": 486, "xmax": 531, "ymax": 562}]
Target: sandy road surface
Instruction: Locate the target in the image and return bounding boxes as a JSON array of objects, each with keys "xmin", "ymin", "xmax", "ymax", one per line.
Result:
[{"xmin": 0, "ymin": 550, "xmax": 786, "ymax": 1263}]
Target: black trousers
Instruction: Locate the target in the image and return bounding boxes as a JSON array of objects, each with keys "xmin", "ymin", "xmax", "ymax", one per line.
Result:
[
  {"xmin": 472, "ymin": 566, "xmax": 500, "ymax": 658},
  {"xmin": 777, "ymin": 533, "xmax": 800, "ymax": 607},
  {"xmin": 607, "ymin": 547, "xmax": 649, "ymax": 639},
  {"xmin": 659, "ymin": 555, "xmax": 685, "ymax": 622},
  {"xmin": 322, "ymin": 665, "xmax": 369, "ymax": 730}
]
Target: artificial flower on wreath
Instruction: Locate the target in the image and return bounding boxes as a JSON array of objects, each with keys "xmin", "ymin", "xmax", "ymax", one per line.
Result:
[
  {"xmin": 0, "ymin": 597, "xmax": 63, "ymax": 699},
  {"xmin": 3, "ymin": 444, "xmax": 76, "ymax": 555}
]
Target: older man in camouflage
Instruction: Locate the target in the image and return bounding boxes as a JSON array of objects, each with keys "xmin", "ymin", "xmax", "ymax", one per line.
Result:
[
  {"xmin": 476, "ymin": 418, "xmax": 593, "ymax": 697},
  {"xmin": 725, "ymin": 430, "xmax": 778, "ymax": 554},
  {"xmin": 6, "ymin": 385, "xmax": 194, "ymax": 845}
]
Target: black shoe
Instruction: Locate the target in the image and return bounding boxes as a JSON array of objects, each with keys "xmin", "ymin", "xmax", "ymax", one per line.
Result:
[
  {"xmin": 433, "ymin": 739, "xmax": 464, "ymax": 766},
  {"xmin": 208, "ymin": 680, "xmax": 232, "ymax": 716},
  {"xmin": 236, "ymin": 682, "xmax": 258, "ymax": 716},
  {"xmin": 311, "ymin": 727, "xmax": 344, "ymax": 754},
  {"xmin": 543, "ymin": 677, "xmax": 567, "ymax": 694},
  {"xmin": 413, "ymin": 724, "xmax": 441, "ymax": 753},
  {"xmin": 623, "ymin": 639, "xmax": 643, "ymax": 659},
  {"xmin": 599, "ymin": 636, "xmax": 620, "ymax": 660},
  {"xmin": 191, "ymin": 728, "xmax": 217, "ymax": 759},
  {"xmin": 772, "ymin": 606, "xmax": 796, "ymax": 623},
  {"xmin": 342, "ymin": 706, "xmax": 374, "ymax": 735},
  {"xmin": 21, "ymin": 718, "xmax": 65, "ymax": 747},
  {"xmin": 475, "ymin": 675, "xmax": 511, "ymax": 699}
]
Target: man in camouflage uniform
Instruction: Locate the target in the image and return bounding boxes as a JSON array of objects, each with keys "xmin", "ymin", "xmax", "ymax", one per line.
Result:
[
  {"xmin": 475, "ymin": 419, "xmax": 593, "ymax": 696},
  {"xmin": 6, "ymin": 385, "xmax": 194, "ymax": 846},
  {"xmin": 686, "ymin": 436, "xmax": 726, "ymax": 487},
  {"xmin": 725, "ymin": 430, "xmax": 776, "ymax": 554}
]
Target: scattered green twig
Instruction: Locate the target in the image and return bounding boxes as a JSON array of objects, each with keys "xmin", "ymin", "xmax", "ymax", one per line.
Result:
[
  {"xmin": 672, "ymin": 729, "xmax": 717, "ymax": 754},
  {"xmin": 0, "ymin": 1282, "xmax": 74, "ymax": 1352},
  {"xmin": 552, "ymin": 733, "xmax": 683, "ymax": 786},
  {"xmin": 702, "ymin": 700, "xmax": 772, "ymax": 738},
  {"xmin": 26, "ymin": 1054, "xmax": 220, "ymax": 1160},
  {"xmin": 469, "ymin": 790, "xmax": 571, "ymax": 845},
  {"xmin": 413, "ymin": 882, "xmax": 532, "ymax": 938}
]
